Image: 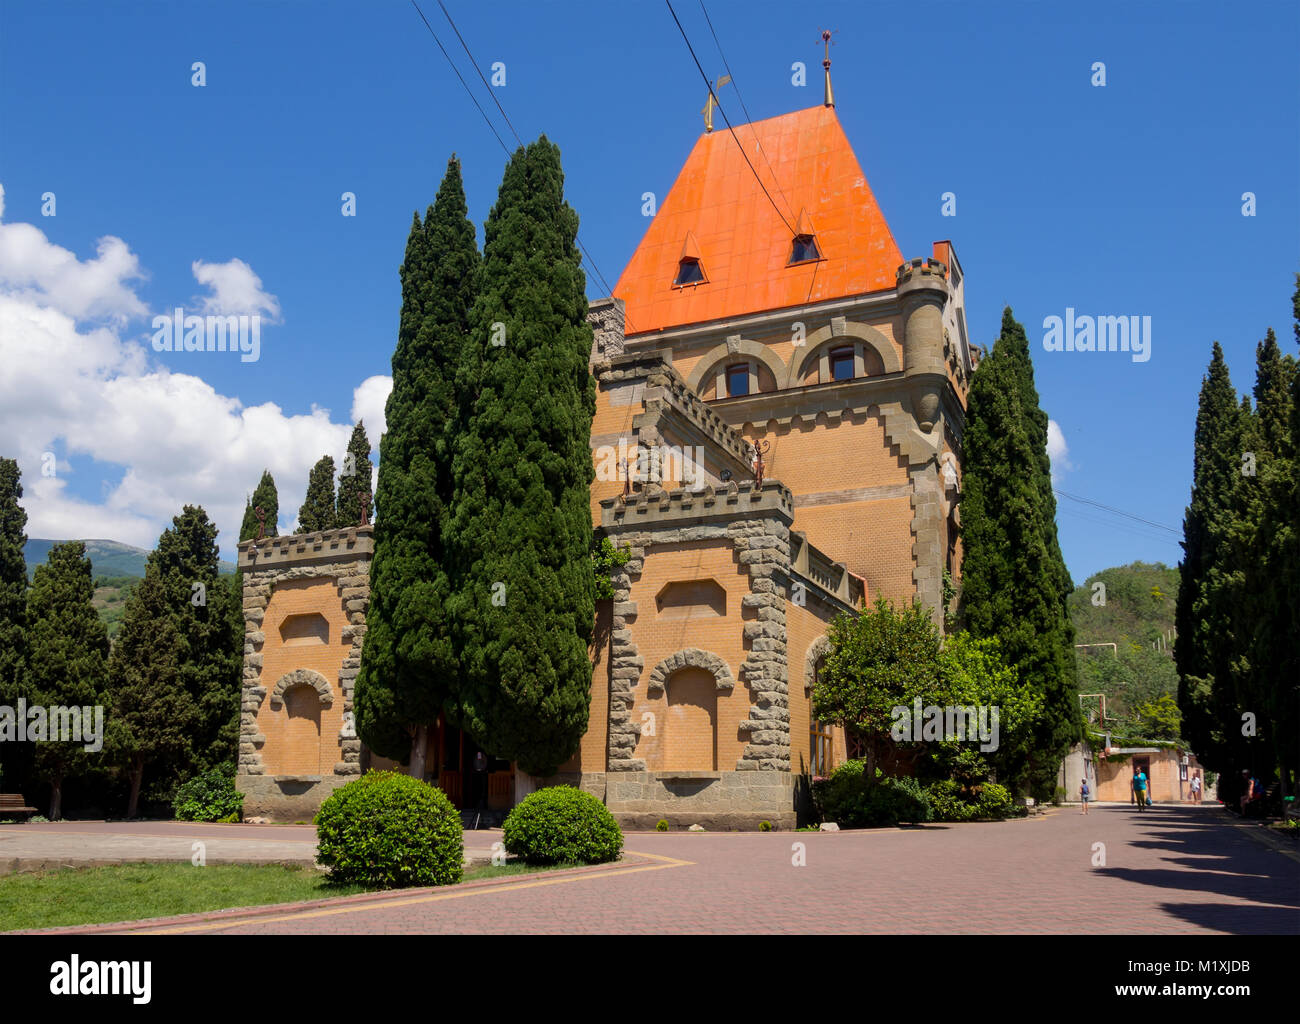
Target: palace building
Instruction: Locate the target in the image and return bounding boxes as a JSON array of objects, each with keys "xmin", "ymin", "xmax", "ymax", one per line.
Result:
[{"xmin": 235, "ymin": 67, "xmax": 977, "ymax": 827}]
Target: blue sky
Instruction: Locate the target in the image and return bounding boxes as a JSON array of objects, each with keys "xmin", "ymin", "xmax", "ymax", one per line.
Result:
[{"xmin": 1, "ymin": 0, "xmax": 1296, "ymax": 577}]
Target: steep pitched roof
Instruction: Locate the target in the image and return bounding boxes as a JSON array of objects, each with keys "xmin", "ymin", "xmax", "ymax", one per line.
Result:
[{"xmin": 614, "ymin": 104, "xmax": 903, "ymax": 337}]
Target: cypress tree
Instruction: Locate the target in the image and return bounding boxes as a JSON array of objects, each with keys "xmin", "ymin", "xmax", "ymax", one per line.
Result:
[
  {"xmin": 239, "ymin": 470, "xmax": 279, "ymax": 541},
  {"xmin": 1242, "ymin": 316, "xmax": 1300, "ymax": 793},
  {"xmin": 105, "ymin": 567, "xmax": 190, "ymax": 816},
  {"xmin": 297, "ymin": 455, "xmax": 338, "ymax": 533},
  {"xmin": 449, "ymin": 137, "xmax": 597, "ymax": 777},
  {"xmin": 335, "ymin": 423, "xmax": 373, "ymax": 528},
  {"xmin": 26, "ymin": 542, "xmax": 109, "ymax": 819},
  {"xmin": 151, "ymin": 506, "xmax": 243, "ymax": 779},
  {"xmin": 357, "ymin": 159, "xmax": 480, "ymax": 771},
  {"xmin": 0, "ymin": 459, "xmax": 29, "ymax": 792},
  {"xmin": 1175, "ymin": 343, "xmax": 1245, "ymax": 781},
  {"xmin": 958, "ymin": 308, "xmax": 1080, "ymax": 796}
]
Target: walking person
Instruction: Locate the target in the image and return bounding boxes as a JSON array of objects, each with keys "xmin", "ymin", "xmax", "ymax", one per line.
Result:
[
  {"xmin": 1134, "ymin": 768, "xmax": 1148, "ymax": 811},
  {"xmin": 1190, "ymin": 771, "xmax": 1202, "ymax": 804},
  {"xmin": 1080, "ymin": 777, "xmax": 1091, "ymax": 815}
]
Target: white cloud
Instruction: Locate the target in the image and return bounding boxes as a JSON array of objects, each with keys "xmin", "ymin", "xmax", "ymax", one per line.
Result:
[
  {"xmin": 0, "ymin": 185, "xmax": 148, "ymax": 324},
  {"xmin": 192, "ymin": 257, "xmax": 281, "ymax": 321},
  {"xmin": 350, "ymin": 374, "xmax": 392, "ymax": 440},
  {"xmin": 0, "ymin": 185, "xmax": 381, "ymax": 559},
  {"xmin": 1046, "ymin": 419, "xmax": 1073, "ymax": 484}
]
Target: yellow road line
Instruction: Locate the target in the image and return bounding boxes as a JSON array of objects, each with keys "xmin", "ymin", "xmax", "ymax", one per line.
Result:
[{"xmin": 129, "ymin": 850, "xmax": 694, "ymax": 934}]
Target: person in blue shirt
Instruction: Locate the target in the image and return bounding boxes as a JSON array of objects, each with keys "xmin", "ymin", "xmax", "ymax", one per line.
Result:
[{"xmin": 1133, "ymin": 769, "xmax": 1148, "ymax": 810}]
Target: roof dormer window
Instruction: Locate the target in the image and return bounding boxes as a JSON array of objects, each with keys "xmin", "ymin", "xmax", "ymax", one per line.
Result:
[
  {"xmin": 673, "ymin": 230, "xmax": 707, "ymax": 287},
  {"xmin": 674, "ymin": 257, "xmax": 705, "ymax": 286},
  {"xmin": 788, "ymin": 209, "xmax": 821, "ymax": 265}
]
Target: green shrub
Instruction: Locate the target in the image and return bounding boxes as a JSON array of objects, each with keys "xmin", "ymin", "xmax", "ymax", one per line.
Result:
[
  {"xmin": 655, "ymin": 819, "xmax": 669, "ymax": 832},
  {"xmin": 503, "ymin": 786, "xmax": 623, "ymax": 865},
  {"xmin": 927, "ymin": 779, "xmax": 1015, "ymax": 822},
  {"xmin": 811, "ymin": 760, "xmax": 931, "ymax": 828},
  {"xmin": 315, "ymin": 771, "xmax": 463, "ymax": 889},
  {"xmin": 758, "ymin": 820, "xmax": 772, "ymax": 832},
  {"xmin": 172, "ymin": 765, "xmax": 244, "ymax": 822}
]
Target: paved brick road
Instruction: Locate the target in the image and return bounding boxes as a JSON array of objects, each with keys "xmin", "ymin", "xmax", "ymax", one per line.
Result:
[{"xmin": 108, "ymin": 804, "xmax": 1298, "ymax": 935}]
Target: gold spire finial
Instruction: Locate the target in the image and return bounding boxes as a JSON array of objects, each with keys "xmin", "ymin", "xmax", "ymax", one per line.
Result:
[
  {"xmin": 701, "ymin": 73, "xmax": 731, "ymax": 133},
  {"xmin": 820, "ymin": 29, "xmax": 835, "ymax": 108}
]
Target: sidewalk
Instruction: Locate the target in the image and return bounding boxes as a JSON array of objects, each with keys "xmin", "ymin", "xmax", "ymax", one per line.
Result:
[{"xmin": 0, "ymin": 821, "xmax": 507, "ymax": 874}]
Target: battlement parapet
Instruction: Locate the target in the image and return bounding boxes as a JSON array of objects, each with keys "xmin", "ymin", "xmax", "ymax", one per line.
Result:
[{"xmin": 238, "ymin": 525, "xmax": 374, "ymax": 572}]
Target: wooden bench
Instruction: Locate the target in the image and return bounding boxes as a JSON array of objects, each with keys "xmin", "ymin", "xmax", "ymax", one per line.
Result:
[{"xmin": 0, "ymin": 794, "xmax": 38, "ymax": 821}]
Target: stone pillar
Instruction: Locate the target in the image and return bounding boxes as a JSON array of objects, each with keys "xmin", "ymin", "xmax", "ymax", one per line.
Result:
[{"xmin": 587, "ymin": 296, "xmax": 626, "ymax": 367}]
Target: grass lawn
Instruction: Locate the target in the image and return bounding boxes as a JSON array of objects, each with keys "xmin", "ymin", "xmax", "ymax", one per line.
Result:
[{"xmin": 0, "ymin": 860, "xmax": 570, "ymax": 931}]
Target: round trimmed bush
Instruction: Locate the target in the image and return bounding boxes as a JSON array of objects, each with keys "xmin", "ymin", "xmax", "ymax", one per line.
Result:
[
  {"xmin": 655, "ymin": 819, "xmax": 669, "ymax": 832},
  {"xmin": 503, "ymin": 786, "xmax": 623, "ymax": 865},
  {"xmin": 315, "ymin": 771, "xmax": 463, "ymax": 889}
]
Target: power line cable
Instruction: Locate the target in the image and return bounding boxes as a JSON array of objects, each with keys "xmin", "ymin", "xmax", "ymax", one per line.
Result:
[
  {"xmin": 696, "ymin": 0, "xmax": 797, "ymax": 226},
  {"xmin": 1053, "ymin": 488, "xmax": 1180, "ymax": 536},
  {"xmin": 409, "ymin": 0, "xmax": 509, "ymax": 155},
  {"xmin": 665, "ymin": 0, "xmax": 797, "ymax": 238},
  {"xmin": 409, "ymin": 0, "xmax": 629, "ymax": 322}
]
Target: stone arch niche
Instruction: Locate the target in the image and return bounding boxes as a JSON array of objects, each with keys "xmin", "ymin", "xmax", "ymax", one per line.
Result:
[
  {"xmin": 803, "ymin": 635, "xmax": 832, "ymax": 697},
  {"xmin": 269, "ymin": 668, "xmax": 334, "ymax": 710},
  {"xmin": 282, "ymin": 684, "xmax": 323, "ymax": 774},
  {"xmin": 647, "ymin": 648, "xmax": 735, "ymax": 695},
  {"xmin": 785, "ymin": 322, "xmax": 902, "ymax": 388},
  {"xmin": 685, "ymin": 337, "xmax": 787, "ymax": 397}
]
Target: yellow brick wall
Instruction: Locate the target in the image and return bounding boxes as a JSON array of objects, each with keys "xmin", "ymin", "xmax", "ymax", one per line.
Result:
[
  {"xmin": 560, "ymin": 601, "xmax": 611, "ymax": 773},
  {"xmin": 257, "ymin": 577, "xmax": 350, "ymax": 777}
]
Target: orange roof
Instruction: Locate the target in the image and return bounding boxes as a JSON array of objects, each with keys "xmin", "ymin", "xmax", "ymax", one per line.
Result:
[{"xmin": 614, "ymin": 105, "xmax": 903, "ymax": 337}]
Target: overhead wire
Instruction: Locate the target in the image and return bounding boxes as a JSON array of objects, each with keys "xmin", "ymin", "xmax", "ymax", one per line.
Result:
[
  {"xmin": 665, "ymin": 0, "xmax": 798, "ymax": 238},
  {"xmin": 409, "ymin": 0, "xmax": 632, "ymax": 327}
]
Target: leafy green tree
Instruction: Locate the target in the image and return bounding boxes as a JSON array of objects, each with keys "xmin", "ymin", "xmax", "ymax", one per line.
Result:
[
  {"xmin": 335, "ymin": 423, "xmax": 373, "ymax": 528},
  {"xmin": 239, "ymin": 470, "xmax": 279, "ymax": 541},
  {"xmin": 936, "ymin": 632, "xmax": 1043, "ymax": 786},
  {"xmin": 449, "ymin": 137, "xmax": 597, "ymax": 776},
  {"xmin": 297, "ymin": 455, "xmax": 338, "ymax": 533},
  {"xmin": 150, "ymin": 506, "xmax": 243, "ymax": 778},
  {"xmin": 958, "ymin": 308, "xmax": 1080, "ymax": 797},
  {"xmin": 0, "ymin": 459, "xmax": 30, "ymax": 792},
  {"xmin": 357, "ymin": 158, "xmax": 480, "ymax": 772},
  {"xmin": 813, "ymin": 598, "xmax": 944, "ymax": 782},
  {"xmin": 1132, "ymin": 694, "xmax": 1181, "ymax": 741},
  {"xmin": 26, "ymin": 542, "xmax": 109, "ymax": 819},
  {"xmin": 105, "ymin": 568, "xmax": 191, "ymax": 816}
]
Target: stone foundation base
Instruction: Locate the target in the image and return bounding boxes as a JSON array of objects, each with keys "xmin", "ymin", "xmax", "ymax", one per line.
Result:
[
  {"xmin": 600, "ymin": 770, "xmax": 797, "ymax": 830},
  {"xmin": 237, "ymin": 774, "xmax": 353, "ymax": 822}
]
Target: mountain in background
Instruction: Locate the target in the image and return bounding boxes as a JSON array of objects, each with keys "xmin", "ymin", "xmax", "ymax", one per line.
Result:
[
  {"xmin": 24, "ymin": 538, "xmax": 237, "ymax": 579},
  {"xmin": 1067, "ymin": 561, "xmax": 1180, "ymax": 732}
]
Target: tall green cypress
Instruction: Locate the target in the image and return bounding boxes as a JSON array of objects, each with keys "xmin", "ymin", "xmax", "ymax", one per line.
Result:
[
  {"xmin": 151, "ymin": 506, "xmax": 243, "ymax": 779},
  {"xmin": 105, "ymin": 567, "xmax": 190, "ymax": 816},
  {"xmin": 335, "ymin": 423, "xmax": 373, "ymax": 528},
  {"xmin": 1242, "ymin": 318, "xmax": 1299, "ymax": 791},
  {"xmin": 1175, "ymin": 343, "xmax": 1245, "ymax": 779},
  {"xmin": 357, "ymin": 159, "xmax": 480, "ymax": 771},
  {"xmin": 450, "ymin": 137, "xmax": 597, "ymax": 777},
  {"xmin": 297, "ymin": 455, "xmax": 338, "ymax": 533},
  {"xmin": 239, "ymin": 470, "xmax": 279, "ymax": 541},
  {"xmin": 958, "ymin": 308, "xmax": 1080, "ymax": 796},
  {"xmin": 0, "ymin": 459, "xmax": 29, "ymax": 792},
  {"xmin": 26, "ymin": 542, "xmax": 109, "ymax": 819}
]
